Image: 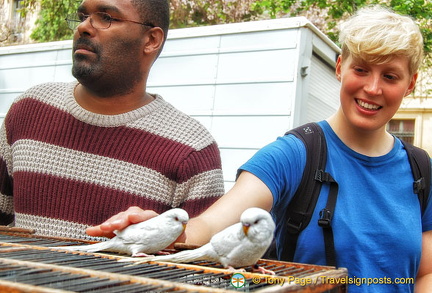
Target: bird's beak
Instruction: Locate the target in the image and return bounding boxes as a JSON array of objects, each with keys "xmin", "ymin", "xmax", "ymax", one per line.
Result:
[
  {"xmin": 242, "ymin": 223, "xmax": 250, "ymax": 235},
  {"xmin": 182, "ymin": 222, "xmax": 187, "ymax": 230}
]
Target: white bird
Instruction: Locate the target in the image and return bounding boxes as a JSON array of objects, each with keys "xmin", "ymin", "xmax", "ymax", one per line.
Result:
[
  {"xmin": 142, "ymin": 207, "xmax": 275, "ymax": 273},
  {"xmin": 53, "ymin": 208, "xmax": 189, "ymax": 257}
]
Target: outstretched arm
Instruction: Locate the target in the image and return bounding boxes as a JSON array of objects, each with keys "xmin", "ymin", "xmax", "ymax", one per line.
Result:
[
  {"xmin": 86, "ymin": 171, "xmax": 273, "ymax": 244},
  {"xmin": 179, "ymin": 171, "xmax": 273, "ymax": 246}
]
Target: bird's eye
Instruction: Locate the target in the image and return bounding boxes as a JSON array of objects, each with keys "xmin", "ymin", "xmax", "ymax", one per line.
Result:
[
  {"xmin": 254, "ymin": 220, "xmax": 259, "ymax": 224},
  {"xmin": 175, "ymin": 217, "xmax": 179, "ymax": 221}
]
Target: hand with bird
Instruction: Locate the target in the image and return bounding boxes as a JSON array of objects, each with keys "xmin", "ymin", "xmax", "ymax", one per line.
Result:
[{"xmin": 53, "ymin": 208, "xmax": 189, "ymax": 257}]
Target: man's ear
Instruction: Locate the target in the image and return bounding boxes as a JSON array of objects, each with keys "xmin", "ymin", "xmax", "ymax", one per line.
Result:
[{"xmin": 143, "ymin": 27, "xmax": 165, "ymax": 55}]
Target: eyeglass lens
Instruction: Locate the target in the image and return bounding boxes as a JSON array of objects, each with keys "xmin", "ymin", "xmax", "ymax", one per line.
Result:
[{"xmin": 67, "ymin": 12, "xmax": 113, "ymax": 30}]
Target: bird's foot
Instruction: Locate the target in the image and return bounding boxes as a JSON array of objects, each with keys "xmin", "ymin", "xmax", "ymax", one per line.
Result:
[
  {"xmin": 227, "ymin": 266, "xmax": 246, "ymax": 272},
  {"xmin": 252, "ymin": 264, "xmax": 275, "ymax": 275}
]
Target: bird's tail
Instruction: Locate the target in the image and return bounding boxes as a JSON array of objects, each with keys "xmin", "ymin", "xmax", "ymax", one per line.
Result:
[{"xmin": 51, "ymin": 241, "xmax": 111, "ymax": 253}]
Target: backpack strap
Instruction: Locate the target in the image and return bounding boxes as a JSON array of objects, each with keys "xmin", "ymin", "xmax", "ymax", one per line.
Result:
[
  {"xmin": 280, "ymin": 123, "xmax": 325, "ymax": 261},
  {"xmin": 280, "ymin": 122, "xmax": 338, "ymax": 266},
  {"xmin": 317, "ymin": 170, "xmax": 339, "ymax": 267},
  {"xmin": 400, "ymin": 140, "xmax": 431, "ymax": 215}
]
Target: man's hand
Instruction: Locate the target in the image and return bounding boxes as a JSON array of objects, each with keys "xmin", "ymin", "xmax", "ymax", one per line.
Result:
[{"xmin": 86, "ymin": 206, "xmax": 159, "ymax": 238}]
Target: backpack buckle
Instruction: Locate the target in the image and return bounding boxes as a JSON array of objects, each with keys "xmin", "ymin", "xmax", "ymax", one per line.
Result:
[
  {"xmin": 286, "ymin": 218, "xmax": 303, "ymax": 234},
  {"xmin": 314, "ymin": 170, "xmax": 325, "ymax": 182},
  {"xmin": 413, "ymin": 177, "xmax": 425, "ymax": 194},
  {"xmin": 318, "ymin": 208, "xmax": 332, "ymax": 228},
  {"xmin": 314, "ymin": 170, "xmax": 335, "ymax": 183}
]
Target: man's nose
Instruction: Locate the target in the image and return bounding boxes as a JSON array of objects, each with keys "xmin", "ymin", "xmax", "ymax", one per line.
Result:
[{"xmin": 77, "ymin": 15, "xmax": 96, "ymax": 34}]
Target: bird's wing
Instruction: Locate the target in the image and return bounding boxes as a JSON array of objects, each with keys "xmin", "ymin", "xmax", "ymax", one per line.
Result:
[
  {"xmin": 214, "ymin": 208, "xmax": 276, "ymax": 268},
  {"xmin": 115, "ymin": 221, "xmax": 159, "ymax": 244},
  {"xmin": 209, "ymin": 223, "xmax": 244, "ymax": 259},
  {"xmin": 223, "ymin": 238, "xmax": 266, "ymax": 268}
]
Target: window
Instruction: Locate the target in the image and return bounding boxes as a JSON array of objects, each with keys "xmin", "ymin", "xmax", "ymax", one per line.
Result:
[
  {"xmin": 387, "ymin": 119, "xmax": 415, "ymax": 144},
  {"xmin": 12, "ymin": 0, "xmax": 24, "ymax": 27}
]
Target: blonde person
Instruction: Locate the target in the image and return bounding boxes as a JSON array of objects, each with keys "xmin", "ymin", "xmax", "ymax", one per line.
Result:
[{"xmin": 88, "ymin": 6, "xmax": 432, "ymax": 292}]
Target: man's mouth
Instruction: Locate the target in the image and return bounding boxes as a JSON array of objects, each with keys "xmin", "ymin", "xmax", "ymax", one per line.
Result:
[
  {"xmin": 356, "ymin": 99, "xmax": 382, "ymax": 111},
  {"xmin": 74, "ymin": 45, "xmax": 95, "ymax": 54},
  {"xmin": 74, "ymin": 39, "xmax": 97, "ymax": 55}
]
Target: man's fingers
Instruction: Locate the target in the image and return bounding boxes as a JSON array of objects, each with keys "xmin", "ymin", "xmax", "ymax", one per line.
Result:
[
  {"xmin": 85, "ymin": 207, "xmax": 159, "ymax": 238},
  {"xmin": 86, "ymin": 225, "xmax": 116, "ymax": 238},
  {"xmin": 129, "ymin": 210, "xmax": 158, "ymax": 224}
]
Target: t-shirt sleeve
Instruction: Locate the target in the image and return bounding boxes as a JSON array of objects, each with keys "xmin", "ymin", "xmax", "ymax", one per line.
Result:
[{"xmin": 237, "ymin": 134, "xmax": 307, "ymax": 211}]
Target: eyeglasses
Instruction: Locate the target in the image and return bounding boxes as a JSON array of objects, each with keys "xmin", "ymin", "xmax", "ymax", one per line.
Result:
[{"xmin": 65, "ymin": 12, "xmax": 155, "ymax": 30}]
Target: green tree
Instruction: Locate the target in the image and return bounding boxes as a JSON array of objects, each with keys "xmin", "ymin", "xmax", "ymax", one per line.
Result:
[
  {"xmin": 21, "ymin": 0, "xmax": 79, "ymax": 42},
  {"xmin": 20, "ymin": 0, "xmax": 432, "ymax": 61},
  {"xmin": 251, "ymin": 0, "xmax": 432, "ymax": 60}
]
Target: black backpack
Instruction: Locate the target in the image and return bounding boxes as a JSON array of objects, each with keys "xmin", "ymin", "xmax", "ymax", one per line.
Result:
[{"xmin": 273, "ymin": 122, "xmax": 431, "ymax": 267}]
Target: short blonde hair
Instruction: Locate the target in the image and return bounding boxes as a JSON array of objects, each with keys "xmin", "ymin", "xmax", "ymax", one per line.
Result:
[{"xmin": 339, "ymin": 5, "xmax": 424, "ymax": 75}]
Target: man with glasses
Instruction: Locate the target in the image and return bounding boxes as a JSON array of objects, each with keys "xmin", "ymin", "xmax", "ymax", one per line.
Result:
[{"xmin": 0, "ymin": 0, "xmax": 224, "ymax": 241}]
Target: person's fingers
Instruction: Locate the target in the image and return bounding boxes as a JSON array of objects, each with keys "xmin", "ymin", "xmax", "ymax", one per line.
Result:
[
  {"xmin": 85, "ymin": 225, "xmax": 116, "ymax": 238},
  {"xmin": 129, "ymin": 209, "xmax": 159, "ymax": 224},
  {"xmin": 86, "ymin": 207, "xmax": 159, "ymax": 238}
]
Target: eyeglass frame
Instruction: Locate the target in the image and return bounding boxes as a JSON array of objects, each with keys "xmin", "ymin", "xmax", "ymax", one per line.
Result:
[{"xmin": 65, "ymin": 11, "xmax": 156, "ymax": 30}]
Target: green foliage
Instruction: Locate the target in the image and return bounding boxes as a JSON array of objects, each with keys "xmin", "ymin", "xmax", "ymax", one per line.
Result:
[
  {"xmin": 21, "ymin": 0, "xmax": 80, "ymax": 42},
  {"xmin": 250, "ymin": 0, "xmax": 296, "ymax": 18},
  {"xmin": 19, "ymin": 0, "xmax": 432, "ymax": 62},
  {"xmin": 250, "ymin": 0, "xmax": 432, "ymax": 62}
]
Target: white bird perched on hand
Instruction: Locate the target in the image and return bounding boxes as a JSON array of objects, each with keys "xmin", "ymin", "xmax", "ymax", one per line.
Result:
[
  {"xmin": 53, "ymin": 208, "xmax": 189, "ymax": 257},
  {"xmin": 140, "ymin": 207, "xmax": 275, "ymax": 273}
]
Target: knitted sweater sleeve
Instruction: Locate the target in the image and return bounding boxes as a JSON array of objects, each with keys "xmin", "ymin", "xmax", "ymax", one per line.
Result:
[
  {"xmin": 173, "ymin": 140, "xmax": 225, "ymax": 218},
  {"xmin": 0, "ymin": 121, "xmax": 14, "ymax": 225}
]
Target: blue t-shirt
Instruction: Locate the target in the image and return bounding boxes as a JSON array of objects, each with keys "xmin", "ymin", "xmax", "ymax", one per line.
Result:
[{"xmin": 239, "ymin": 120, "xmax": 432, "ymax": 292}]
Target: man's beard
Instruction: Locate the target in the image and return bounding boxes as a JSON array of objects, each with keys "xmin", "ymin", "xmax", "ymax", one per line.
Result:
[
  {"xmin": 72, "ymin": 54, "xmax": 142, "ymax": 97},
  {"xmin": 72, "ymin": 57, "xmax": 96, "ymax": 80},
  {"xmin": 71, "ymin": 38, "xmax": 102, "ymax": 81},
  {"xmin": 71, "ymin": 37, "xmax": 143, "ymax": 97}
]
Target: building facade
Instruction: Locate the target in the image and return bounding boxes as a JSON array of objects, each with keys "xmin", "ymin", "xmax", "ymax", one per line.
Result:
[{"xmin": 1, "ymin": 0, "xmax": 38, "ymax": 45}]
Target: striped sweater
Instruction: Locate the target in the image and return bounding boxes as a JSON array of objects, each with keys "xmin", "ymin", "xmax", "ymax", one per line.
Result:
[{"xmin": 0, "ymin": 82, "xmax": 225, "ymax": 241}]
